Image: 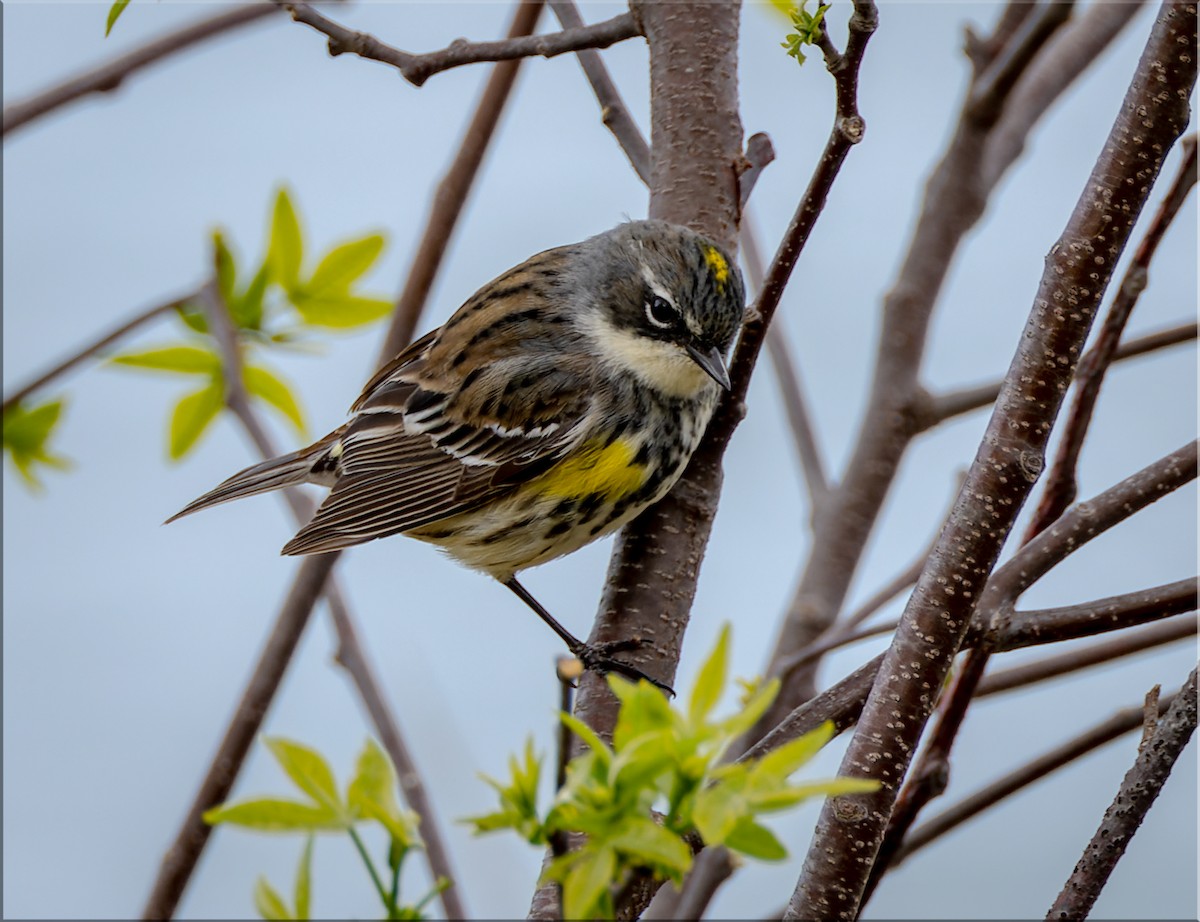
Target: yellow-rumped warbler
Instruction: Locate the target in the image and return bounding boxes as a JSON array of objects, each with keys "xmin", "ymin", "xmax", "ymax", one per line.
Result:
[{"xmin": 169, "ymin": 220, "xmax": 745, "ymax": 689}]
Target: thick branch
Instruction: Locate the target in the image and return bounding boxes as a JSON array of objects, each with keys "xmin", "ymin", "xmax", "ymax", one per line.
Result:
[
  {"xmin": 3, "ymin": 4, "xmax": 280, "ymax": 137},
  {"xmin": 1026, "ymin": 134, "xmax": 1197, "ymax": 536},
  {"xmin": 376, "ymin": 1, "xmax": 544, "ymax": 363},
  {"xmin": 278, "ymin": 1, "xmax": 637, "ymax": 87},
  {"xmin": 1046, "ymin": 666, "xmax": 1198, "ymax": 919},
  {"xmin": 787, "ymin": 7, "xmax": 1196, "ymax": 911}
]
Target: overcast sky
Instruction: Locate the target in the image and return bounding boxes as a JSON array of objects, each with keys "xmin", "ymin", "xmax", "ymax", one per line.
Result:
[{"xmin": 3, "ymin": 2, "xmax": 1196, "ymax": 919}]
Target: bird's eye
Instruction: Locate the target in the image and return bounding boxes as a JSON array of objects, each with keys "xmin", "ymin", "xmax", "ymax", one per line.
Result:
[{"xmin": 645, "ymin": 295, "xmax": 676, "ymax": 329}]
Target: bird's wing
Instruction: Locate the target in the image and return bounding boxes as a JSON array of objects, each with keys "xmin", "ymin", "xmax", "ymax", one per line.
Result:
[{"xmin": 282, "ymin": 317, "xmax": 597, "ymax": 556}]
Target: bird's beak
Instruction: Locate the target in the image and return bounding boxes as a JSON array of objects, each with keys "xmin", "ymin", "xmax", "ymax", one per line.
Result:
[{"xmin": 685, "ymin": 343, "xmax": 732, "ymax": 391}]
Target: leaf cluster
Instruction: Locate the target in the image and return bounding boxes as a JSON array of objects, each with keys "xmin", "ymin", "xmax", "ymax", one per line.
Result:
[
  {"xmin": 204, "ymin": 738, "xmax": 445, "ymax": 920},
  {"xmin": 467, "ymin": 625, "xmax": 878, "ymax": 919},
  {"xmin": 779, "ymin": 0, "xmax": 831, "ymax": 65},
  {"xmin": 110, "ymin": 189, "xmax": 392, "ymax": 459}
]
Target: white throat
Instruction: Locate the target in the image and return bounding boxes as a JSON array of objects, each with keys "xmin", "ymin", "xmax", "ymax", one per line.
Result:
[{"xmin": 582, "ymin": 312, "xmax": 713, "ymax": 398}]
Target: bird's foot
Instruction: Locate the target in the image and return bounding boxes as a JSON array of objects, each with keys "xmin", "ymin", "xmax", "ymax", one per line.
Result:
[{"xmin": 567, "ymin": 638, "xmax": 675, "ymax": 698}]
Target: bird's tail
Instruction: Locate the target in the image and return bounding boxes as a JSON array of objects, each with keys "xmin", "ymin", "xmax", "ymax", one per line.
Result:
[{"xmin": 165, "ymin": 439, "xmax": 330, "ymax": 524}]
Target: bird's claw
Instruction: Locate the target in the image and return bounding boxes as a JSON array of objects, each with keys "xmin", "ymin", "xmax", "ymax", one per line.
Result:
[{"xmin": 568, "ymin": 639, "xmax": 676, "ymax": 698}]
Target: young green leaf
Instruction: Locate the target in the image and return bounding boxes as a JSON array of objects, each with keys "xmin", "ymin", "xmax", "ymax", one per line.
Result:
[
  {"xmin": 175, "ymin": 301, "xmax": 209, "ymax": 334},
  {"xmin": 232, "ymin": 261, "xmax": 270, "ymax": 331},
  {"xmin": 112, "ymin": 345, "xmax": 220, "ymax": 375},
  {"xmin": 243, "ymin": 365, "xmax": 305, "ymax": 434},
  {"xmin": 265, "ymin": 737, "xmax": 344, "ymax": 815},
  {"xmin": 560, "ymin": 712, "xmax": 613, "ymax": 765},
  {"xmin": 253, "ymin": 876, "xmax": 293, "ymax": 921},
  {"xmin": 691, "ymin": 781, "xmax": 746, "ymax": 847},
  {"xmin": 213, "ymin": 231, "xmax": 238, "ymax": 307},
  {"xmin": 563, "ymin": 845, "xmax": 615, "ymax": 921},
  {"xmin": 203, "ymin": 797, "xmax": 347, "ymax": 832},
  {"xmin": 105, "ymin": 0, "xmax": 131, "ymax": 36},
  {"xmin": 609, "ymin": 676, "xmax": 677, "ymax": 752},
  {"xmin": 688, "ymin": 622, "xmax": 730, "ymax": 725},
  {"xmin": 3, "ymin": 399, "xmax": 71, "ymax": 488},
  {"xmin": 781, "ymin": 0, "xmax": 830, "ymax": 65},
  {"xmin": 724, "ymin": 816, "xmax": 788, "ymax": 861},
  {"xmin": 169, "ymin": 380, "xmax": 224, "ymax": 459},
  {"xmin": 289, "ymin": 293, "xmax": 394, "ymax": 330},
  {"xmin": 608, "ymin": 816, "xmax": 692, "ymax": 879},
  {"xmin": 294, "ymin": 836, "xmax": 313, "ymax": 920},
  {"xmin": 307, "ymin": 235, "xmax": 385, "ymax": 295},
  {"xmin": 268, "ymin": 188, "xmax": 304, "ymax": 290},
  {"xmin": 347, "ymin": 738, "xmax": 417, "ymax": 850},
  {"xmin": 750, "ymin": 720, "xmax": 834, "ymax": 784}
]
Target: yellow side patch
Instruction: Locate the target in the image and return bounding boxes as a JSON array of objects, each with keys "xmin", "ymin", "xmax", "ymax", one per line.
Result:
[
  {"xmin": 703, "ymin": 245, "xmax": 730, "ymax": 290},
  {"xmin": 534, "ymin": 438, "xmax": 646, "ymax": 500}
]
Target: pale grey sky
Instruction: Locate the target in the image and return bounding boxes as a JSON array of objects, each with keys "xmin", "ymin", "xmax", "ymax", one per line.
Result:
[{"xmin": 3, "ymin": 2, "xmax": 1196, "ymax": 919}]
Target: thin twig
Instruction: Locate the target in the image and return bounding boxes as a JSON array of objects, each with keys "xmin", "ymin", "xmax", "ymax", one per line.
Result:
[
  {"xmin": 2, "ymin": 5, "xmax": 281, "ymax": 137},
  {"xmin": 921, "ymin": 319, "xmax": 1198, "ymax": 427},
  {"xmin": 978, "ymin": 613, "xmax": 1197, "ymax": 697},
  {"xmin": 277, "ymin": 1, "xmax": 638, "ymax": 88},
  {"xmin": 2, "ymin": 290, "xmax": 194, "ymax": 415},
  {"xmin": 1046, "ymin": 666, "xmax": 1197, "ymax": 919},
  {"xmin": 742, "ymin": 220, "xmax": 829, "ymax": 512},
  {"xmin": 376, "ymin": 0, "xmax": 545, "ymax": 364},
  {"xmin": 548, "ymin": 0, "xmax": 650, "ymax": 183},
  {"xmin": 198, "ymin": 283, "xmax": 470, "ymax": 919},
  {"xmin": 894, "ymin": 690, "xmax": 1180, "ymax": 864},
  {"xmin": 142, "ymin": 552, "xmax": 340, "ymax": 920}
]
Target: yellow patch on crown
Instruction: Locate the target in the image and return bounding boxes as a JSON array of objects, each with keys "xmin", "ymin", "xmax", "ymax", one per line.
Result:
[
  {"xmin": 703, "ymin": 245, "xmax": 730, "ymax": 290},
  {"xmin": 533, "ymin": 438, "xmax": 646, "ymax": 500}
]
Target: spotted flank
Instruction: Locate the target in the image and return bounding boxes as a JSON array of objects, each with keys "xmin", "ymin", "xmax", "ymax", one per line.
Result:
[{"xmin": 703, "ymin": 245, "xmax": 730, "ymax": 290}]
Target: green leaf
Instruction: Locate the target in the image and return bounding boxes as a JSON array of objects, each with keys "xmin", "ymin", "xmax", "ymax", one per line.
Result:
[
  {"xmin": 289, "ymin": 293, "xmax": 393, "ymax": 329},
  {"xmin": 308, "ymin": 235, "xmax": 385, "ymax": 295},
  {"xmin": 253, "ymin": 876, "xmax": 293, "ymax": 920},
  {"xmin": 175, "ymin": 302, "xmax": 209, "ymax": 334},
  {"xmin": 751, "ymin": 720, "xmax": 834, "ymax": 784},
  {"xmin": 105, "ymin": 0, "xmax": 131, "ymax": 36},
  {"xmin": 203, "ymin": 797, "xmax": 346, "ymax": 832},
  {"xmin": 294, "ymin": 836, "xmax": 313, "ymax": 920},
  {"xmin": 232, "ymin": 260, "xmax": 270, "ymax": 331},
  {"xmin": 112, "ymin": 346, "xmax": 220, "ymax": 375},
  {"xmin": 244, "ymin": 365, "xmax": 305, "ymax": 434},
  {"xmin": 560, "ymin": 712, "xmax": 612, "ymax": 766},
  {"xmin": 689, "ymin": 623, "xmax": 730, "ymax": 725},
  {"xmin": 692, "ymin": 783, "xmax": 745, "ymax": 847},
  {"xmin": 608, "ymin": 816, "xmax": 692, "ymax": 878},
  {"xmin": 269, "ymin": 188, "xmax": 303, "ymax": 289},
  {"xmin": 213, "ymin": 230, "xmax": 238, "ymax": 307},
  {"xmin": 717, "ymin": 677, "xmax": 780, "ymax": 741},
  {"xmin": 563, "ymin": 845, "xmax": 615, "ymax": 921},
  {"xmin": 724, "ymin": 816, "xmax": 787, "ymax": 861},
  {"xmin": 169, "ymin": 381, "xmax": 224, "ymax": 460},
  {"xmin": 781, "ymin": 0, "xmax": 830, "ymax": 66},
  {"xmin": 347, "ymin": 738, "xmax": 417, "ymax": 849},
  {"xmin": 264, "ymin": 737, "xmax": 344, "ymax": 815},
  {"xmin": 610, "ymin": 676, "xmax": 676, "ymax": 752},
  {"xmin": 3, "ymin": 399, "xmax": 71, "ymax": 488}
]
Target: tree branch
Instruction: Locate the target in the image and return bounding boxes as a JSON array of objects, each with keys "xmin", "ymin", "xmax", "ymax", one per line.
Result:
[
  {"xmin": 1046, "ymin": 665, "xmax": 1197, "ymax": 919},
  {"xmin": 547, "ymin": 0, "xmax": 650, "ymax": 184},
  {"xmin": 2, "ymin": 289, "xmax": 194, "ymax": 415},
  {"xmin": 276, "ymin": 1, "xmax": 637, "ymax": 88},
  {"xmin": 920, "ymin": 319, "xmax": 1199, "ymax": 426},
  {"xmin": 376, "ymin": 0, "xmax": 545, "ymax": 363},
  {"xmin": 197, "ymin": 283, "xmax": 467, "ymax": 919},
  {"xmin": 786, "ymin": 6, "xmax": 1195, "ymax": 910},
  {"xmin": 1025, "ymin": 133, "xmax": 1197, "ymax": 537},
  {"xmin": 2, "ymin": 4, "xmax": 281, "ymax": 137},
  {"xmin": 978, "ymin": 613, "xmax": 1197, "ymax": 697}
]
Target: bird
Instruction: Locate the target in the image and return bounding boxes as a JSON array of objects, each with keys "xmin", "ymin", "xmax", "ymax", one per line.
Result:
[{"xmin": 168, "ymin": 219, "xmax": 746, "ymax": 691}]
